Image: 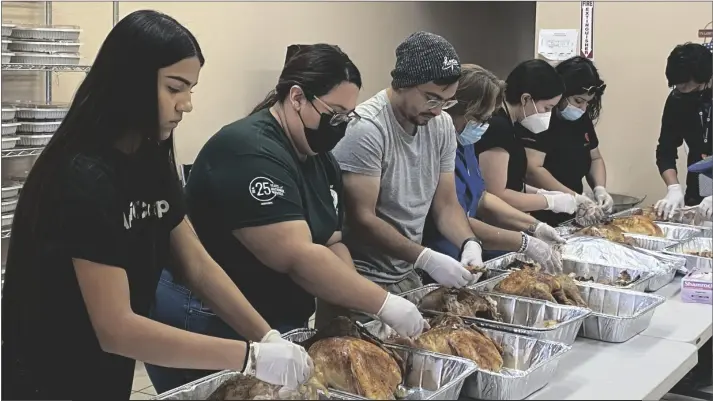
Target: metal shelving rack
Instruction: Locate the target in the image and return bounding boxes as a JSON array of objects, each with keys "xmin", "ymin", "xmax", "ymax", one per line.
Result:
[{"xmin": 1, "ymin": 2, "xmax": 118, "ymax": 245}]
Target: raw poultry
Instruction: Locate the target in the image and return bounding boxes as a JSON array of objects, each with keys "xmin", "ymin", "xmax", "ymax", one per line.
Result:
[{"xmin": 493, "ymin": 263, "xmax": 588, "ymax": 307}]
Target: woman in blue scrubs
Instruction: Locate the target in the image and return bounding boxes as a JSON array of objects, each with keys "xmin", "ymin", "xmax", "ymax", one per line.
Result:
[{"xmin": 422, "ymin": 64, "xmax": 565, "ymax": 273}]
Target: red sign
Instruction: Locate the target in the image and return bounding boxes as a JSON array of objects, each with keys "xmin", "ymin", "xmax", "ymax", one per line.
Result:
[{"xmin": 580, "ymin": 1, "xmax": 594, "ymax": 59}]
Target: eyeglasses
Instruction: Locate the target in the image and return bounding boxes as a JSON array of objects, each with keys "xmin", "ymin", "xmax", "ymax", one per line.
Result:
[
  {"xmin": 312, "ymin": 96, "xmax": 361, "ymax": 126},
  {"xmin": 582, "ymin": 84, "xmax": 606, "ymax": 95},
  {"xmin": 418, "ymin": 88, "xmax": 458, "ymax": 110}
]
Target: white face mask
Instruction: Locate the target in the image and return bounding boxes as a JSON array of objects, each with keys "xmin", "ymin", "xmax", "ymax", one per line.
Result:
[{"xmin": 520, "ymin": 99, "xmax": 551, "ymax": 134}]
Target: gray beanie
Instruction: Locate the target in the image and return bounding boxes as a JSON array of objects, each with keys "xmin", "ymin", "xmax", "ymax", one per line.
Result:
[{"xmin": 391, "ymin": 31, "xmax": 461, "ymax": 89}]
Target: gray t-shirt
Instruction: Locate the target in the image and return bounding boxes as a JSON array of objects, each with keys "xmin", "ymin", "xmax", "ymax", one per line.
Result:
[{"xmin": 332, "ymin": 89, "xmax": 456, "ymax": 284}]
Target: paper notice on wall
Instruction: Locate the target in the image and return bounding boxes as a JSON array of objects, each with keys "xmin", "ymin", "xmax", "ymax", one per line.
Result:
[{"xmin": 537, "ymin": 29, "xmax": 578, "ymax": 61}]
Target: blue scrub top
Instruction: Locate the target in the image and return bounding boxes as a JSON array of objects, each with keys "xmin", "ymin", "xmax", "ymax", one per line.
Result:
[
  {"xmin": 689, "ymin": 156, "xmax": 713, "ymax": 179},
  {"xmin": 423, "ymin": 143, "xmax": 486, "ymax": 259}
]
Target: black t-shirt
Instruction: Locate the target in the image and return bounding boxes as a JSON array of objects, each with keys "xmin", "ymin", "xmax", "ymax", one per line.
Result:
[
  {"xmin": 656, "ymin": 88, "xmax": 713, "ymax": 205},
  {"xmin": 522, "ymin": 112, "xmax": 599, "ymax": 194},
  {"xmin": 185, "ymin": 108, "xmax": 343, "ymax": 328},
  {"xmin": 473, "ymin": 108, "xmax": 527, "ymax": 192},
  {"xmin": 2, "ymin": 145, "xmax": 185, "ymax": 399}
]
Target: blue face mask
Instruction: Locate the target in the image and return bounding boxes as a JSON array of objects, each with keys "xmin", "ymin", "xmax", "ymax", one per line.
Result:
[
  {"xmin": 560, "ymin": 100, "xmax": 585, "ymax": 121},
  {"xmin": 458, "ymin": 121, "xmax": 490, "ymax": 145}
]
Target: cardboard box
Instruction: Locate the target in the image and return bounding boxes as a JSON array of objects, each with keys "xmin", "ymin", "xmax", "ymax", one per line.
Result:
[{"xmin": 681, "ymin": 264, "xmax": 712, "ymax": 305}]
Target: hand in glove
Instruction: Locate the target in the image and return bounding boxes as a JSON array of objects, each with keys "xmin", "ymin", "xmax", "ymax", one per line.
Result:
[
  {"xmin": 543, "ymin": 192, "xmax": 577, "ymax": 214},
  {"xmin": 655, "ymin": 184, "xmax": 685, "ymax": 220},
  {"xmin": 377, "ymin": 292, "xmax": 429, "ymax": 338},
  {"xmin": 522, "ymin": 235, "xmax": 563, "ymax": 274},
  {"xmin": 532, "ymin": 222, "xmax": 566, "ymax": 244},
  {"xmin": 260, "ymin": 329, "xmax": 296, "ymax": 348},
  {"xmin": 415, "ymin": 248, "xmax": 474, "ymax": 288},
  {"xmin": 696, "ymin": 196, "xmax": 713, "ymax": 220},
  {"xmin": 244, "ymin": 340, "xmax": 313, "ymax": 389},
  {"xmin": 593, "ymin": 186, "xmax": 615, "ymax": 213}
]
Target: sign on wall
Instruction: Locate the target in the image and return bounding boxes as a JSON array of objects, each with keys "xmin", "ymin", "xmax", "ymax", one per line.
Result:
[
  {"xmin": 580, "ymin": 1, "xmax": 594, "ymax": 59},
  {"xmin": 538, "ymin": 29, "xmax": 578, "ymax": 61}
]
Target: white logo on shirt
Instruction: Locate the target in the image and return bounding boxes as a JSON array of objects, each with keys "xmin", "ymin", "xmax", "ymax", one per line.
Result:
[
  {"xmin": 249, "ymin": 176, "xmax": 285, "ymax": 205},
  {"xmin": 123, "ymin": 200, "xmax": 170, "ymax": 230},
  {"xmin": 330, "ymin": 185, "xmax": 338, "ymax": 213},
  {"xmin": 442, "ymin": 57, "xmax": 459, "ymax": 72}
]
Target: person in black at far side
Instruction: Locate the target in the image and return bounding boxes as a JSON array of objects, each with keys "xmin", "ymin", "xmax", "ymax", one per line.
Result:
[
  {"xmin": 1, "ymin": 10, "xmax": 311, "ymax": 401},
  {"xmin": 145, "ymin": 44, "xmax": 427, "ymax": 393},
  {"xmin": 654, "ymin": 42, "xmax": 713, "ymax": 219},
  {"xmin": 524, "ymin": 56, "xmax": 613, "ymax": 227}
]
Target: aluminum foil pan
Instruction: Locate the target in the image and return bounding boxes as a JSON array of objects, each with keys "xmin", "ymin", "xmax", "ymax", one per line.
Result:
[
  {"xmin": 1, "ymin": 136, "xmax": 20, "ymax": 150},
  {"xmin": 18, "ymin": 134, "xmax": 52, "ymax": 147},
  {"xmin": 473, "ymin": 272, "xmax": 666, "ymax": 343},
  {"xmin": 1, "ymin": 182, "xmax": 22, "ymax": 199},
  {"xmin": 623, "ymin": 246, "xmax": 684, "ymax": 291},
  {"xmin": 362, "ymin": 320, "xmax": 570, "ymax": 400},
  {"xmin": 614, "ymin": 207, "xmax": 710, "ymax": 232},
  {"xmin": 2, "ymin": 52, "xmax": 13, "ymax": 64},
  {"xmin": 2, "ymin": 122, "xmax": 20, "ymax": 136},
  {"xmin": 282, "ymin": 328, "xmax": 478, "ymax": 400},
  {"xmin": 1, "ymin": 24, "xmax": 15, "ymax": 38},
  {"xmin": 1, "ymin": 213, "xmax": 13, "ymax": 228},
  {"xmin": 10, "ymin": 25, "xmax": 81, "ymax": 41},
  {"xmin": 14, "ymin": 103, "xmax": 69, "ymax": 120},
  {"xmin": 663, "ymin": 237, "xmax": 713, "ymax": 272},
  {"xmin": 10, "ymin": 52, "xmax": 80, "ymax": 66},
  {"xmin": 18, "ymin": 120, "xmax": 60, "ymax": 133},
  {"xmin": 657, "ymin": 222, "xmax": 704, "ymax": 241},
  {"xmin": 7, "ymin": 40, "xmax": 81, "ymax": 54},
  {"xmin": 400, "ymin": 283, "xmax": 590, "ymax": 345},
  {"xmin": 1, "ymin": 198, "xmax": 17, "ymax": 214},
  {"xmin": 1, "ymin": 40, "xmax": 9, "ymax": 52},
  {"xmin": 2, "ymin": 106, "xmax": 17, "ymax": 122},
  {"xmin": 623, "ymin": 233, "xmax": 679, "ymax": 252},
  {"xmin": 153, "ymin": 370, "xmax": 357, "ymax": 400}
]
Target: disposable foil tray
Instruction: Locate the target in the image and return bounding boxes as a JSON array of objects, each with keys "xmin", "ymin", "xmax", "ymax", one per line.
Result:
[
  {"xmin": 1, "ymin": 198, "xmax": 17, "ymax": 214},
  {"xmin": 623, "ymin": 233, "xmax": 679, "ymax": 251},
  {"xmin": 614, "ymin": 207, "xmax": 708, "ymax": 236},
  {"xmin": 1, "ymin": 213, "xmax": 13, "ymax": 228},
  {"xmin": 1, "ymin": 182, "xmax": 22, "ymax": 199},
  {"xmin": 18, "ymin": 134, "xmax": 52, "ymax": 147},
  {"xmin": 472, "ymin": 272, "xmax": 665, "ymax": 343},
  {"xmin": 2, "ymin": 136, "xmax": 20, "ymax": 150},
  {"xmin": 663, "ymin": 237, "xmax": 713, "ymax": 272},
  {"xmin": 2, "ymin": 52, "xmax": 13, "ymax": 64},
  {"xmin": 1, "ymin": 24, "xmax": 15, "ymax": 38},
  {"xmin": 1, "ymin": 39, "xmax": 9, "ymax": 52},
  {"xmin": 18, "ymin": 120, "xmax": 60, "ymax": 133},
  {"xmin": 14, "ymin": 103, "xmax": 69, "ymax": 120},
  {"xmin": 7, "ymin": 40, "xmax": 81, "ymax": 54},
  {"xmin": 657, "ymin": 222, "xmax": 704, "ymax": 241},
  {"xmin": 2, "ymin": 122, "xmax": 20, "ymax": 136},
  {"xmin": 362, "ymin": 320, "xmax": 570, "ymax": 400},
  {"xmin": 153, "ymin": 370, "xmax": 357, "ymax": 400},
  {"xmin": 10, "ymin": 25, "xmax": 81, "ymax": 41},
  {"xmin": 401, "ymin": 283, "xmax": 590, "ymax": 345},
  {"xmin": 282, "ymin": 328, "xmax": 478, "ymax": 400},
  {"xmin": 10, "ymin": 52, "xmax": 80, "ymax": 66},
  {"xmin": 2, "ymin": 106, "xmax": 17, "ymax": 122}
]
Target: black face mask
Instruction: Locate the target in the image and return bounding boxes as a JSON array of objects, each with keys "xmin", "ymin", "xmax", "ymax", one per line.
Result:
[{"xmin": 298, "ymin": 108, "xmax": 348, "ymax": 154}]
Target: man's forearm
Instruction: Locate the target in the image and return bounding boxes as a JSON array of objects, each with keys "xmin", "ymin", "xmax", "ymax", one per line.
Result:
[
  {"xmin": 184, "ymin": 261, "xmax": 271, "ymax": 342},
  {"xmin": 353, "ymin": 216, "xmax": 425, "ymax": 264},
  {"xmin": 433, "ymin": 203, "xmax": 477, "ymax": 251},
  {"xmin": 587, "ymin": 159, "xmax": 607, "ymax": 188},
  {"xmin": 289, "ymin": 243, "xmax": 387, "ymax": 315},
  {"xmin": 661, "ymin": 168, "xmax": 680, "ymax": 186},
  {"xmin": 478, "ymin": 192, "xmax": 538, "ymax": 232},
  {"xmin": 527, "ymin": 166, "xmax": 577, "ymax": 195},
  {"xmin": 468, "ymin": 218, "xmax": 522, "ymax": 251}
]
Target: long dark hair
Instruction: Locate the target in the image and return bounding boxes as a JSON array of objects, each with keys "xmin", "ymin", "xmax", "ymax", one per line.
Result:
[
  {"xmin": 556, "ymin": 56, "xmax": 605, "ymax": 122},
  {"xmin": 250, "ymin": 44, "xmax": 362, "ymax": 115},
  {"xmin": 6, "ymin": 10, "xmax": 204, "ymax": 272}
]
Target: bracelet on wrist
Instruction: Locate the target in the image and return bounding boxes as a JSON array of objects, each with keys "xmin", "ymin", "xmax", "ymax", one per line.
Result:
[
  {"xmin": 459, "ymin": 237, "xmax": 482, "ymax": 259},
  {"xmin": 241, "ymin": 342, "xmax": 253, "ymax": 375},
  {"xmin": 525, "ymin": 221, "xmax": 540, "ymax": 235},
  {"xmin": 517, "ymin": 232, "xmax": 529, "ymax": 254}
]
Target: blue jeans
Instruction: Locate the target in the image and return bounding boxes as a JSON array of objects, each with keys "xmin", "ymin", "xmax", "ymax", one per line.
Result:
[
  {"xmin": 146, "ymin": 269, "xmax": 305, "ymax": 395},
  {"xmin": 482, "ymin": 250, "xmax": 508, "ymax": 261}
]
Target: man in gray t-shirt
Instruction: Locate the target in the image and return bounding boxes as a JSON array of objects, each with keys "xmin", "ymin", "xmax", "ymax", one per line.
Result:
[{"xmin": 332, "ymin": 31, "xmax": 484, "ymax": 294}]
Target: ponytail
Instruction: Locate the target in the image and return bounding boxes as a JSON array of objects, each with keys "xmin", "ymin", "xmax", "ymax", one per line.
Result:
[{"xmin": 250, "ymin": 90, "xmax": 278, "ymax": 115}]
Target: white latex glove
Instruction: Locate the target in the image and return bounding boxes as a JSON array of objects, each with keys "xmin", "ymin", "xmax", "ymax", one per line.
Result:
[
  {"xmin": 593, "ymin": 186, "xmax": 615, "ymax": 213},
  {"xmin": 244, "ymin": 341, "xmax": 313, "ymax": 389},
  {"xmin": 377, "ymin": 292, "xmax": 429, "ymax": 338},
  {"xmin": 415, "ymin": 248, "xmax": 474, "ymax": 288},
  {"xmin": 697, "ymin": 196, "xmax": 713, "ymax": 220},
  {"xmin": 460, "ymin": 240, "xmax": 484, "ymax": 268},
  {"xmin": 532, "ymin": 223, "xmax": 566, "ymax": 244},
  {"xmin": 655, "ymin": 184, "xmax": 685, "ymax": 220},
  {"xmin": 260, "ymin": 329, "xmax": 295, "ymax": 348},
  {"xmin": 523, "ymin": 235, "xmax": 563, "ymax": 274},
  {"xmin": 536, "ymin": 188, "xmax": 563, "ymax": 196},
  {"xmin": 543, "ymin": 192, "xmax": 577, "ymax": 214}
]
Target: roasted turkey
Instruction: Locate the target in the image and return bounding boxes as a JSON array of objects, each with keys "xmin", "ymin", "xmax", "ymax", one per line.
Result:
[
  {"xmin": 575, "ymin": 223, "xmax": 637, "ymax": 245},
  {"xmin": 610, "ymin": 216, "xmax": 664, "ymax": 237},
  {"xmin": 494, "ymin": 263, "xmax": 588, "ymax": 307},
  {"xmin": 419, "ymin": 287, "xmax": 502, "ymax": 322},
  {"xmin": 298, "ymin": 317, "xmax": 405, "ymax": 400},
  {"xmin": 208, "ymin": 375, "xmax": 325, "ymax": 400}
]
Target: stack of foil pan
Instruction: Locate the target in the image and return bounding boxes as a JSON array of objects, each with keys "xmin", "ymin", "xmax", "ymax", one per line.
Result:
[
  {"xmin": 471, "ymin": 266, "xmax": 666, "ymax": 343},
  {"xmin": 362, "ymin": 320, "xmax": 571, "ymax": 400},
  {"xmin": 663, "ymin": 237, "xmax": 713, "ymax": 272}
]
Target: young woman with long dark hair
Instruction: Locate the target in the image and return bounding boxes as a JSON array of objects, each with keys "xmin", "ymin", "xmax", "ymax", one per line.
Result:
[{"xmin": 2, "ymin": 10, "xmax": 311, "ymax": 400}]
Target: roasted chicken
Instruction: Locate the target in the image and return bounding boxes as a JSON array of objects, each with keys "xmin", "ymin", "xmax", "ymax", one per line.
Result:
[
  {"xmin": 494, "ymin": 263, "xmax": 588, "ymax": 307},
  {"xmin": 298, "ymin": 317, "xmax": 405, "ymax": 400},
  {"xmin": 610, "ymin": 216, "xmax": 664, "ymax": 237},
  {"xmin": 419, "ymin": 287, "xmax": 502, "ymax": 322}
]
